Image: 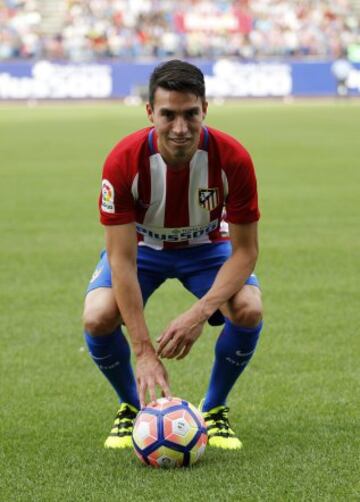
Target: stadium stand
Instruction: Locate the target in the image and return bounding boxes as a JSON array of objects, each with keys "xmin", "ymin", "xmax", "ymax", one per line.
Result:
[{"xmin": 0, "ymin": 0, "xmax": 359, "ymax": 61}]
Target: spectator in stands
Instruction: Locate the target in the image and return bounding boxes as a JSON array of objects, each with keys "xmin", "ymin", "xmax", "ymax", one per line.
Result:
[{"xmin": 0, "ymin": 0, "xmax": 358, "ymax": 61}]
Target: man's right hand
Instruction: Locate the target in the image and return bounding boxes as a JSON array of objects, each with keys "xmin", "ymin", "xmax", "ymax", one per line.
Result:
[{"xmin": 136, "ymin": 348, "xmax": 171, "ymax": 408}]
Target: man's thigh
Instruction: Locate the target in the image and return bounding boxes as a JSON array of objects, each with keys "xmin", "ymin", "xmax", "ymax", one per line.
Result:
[
  {"xmin": 85, "ymin": 248, "xmax": 167, "ymax": 304},
  {"xmin": 84, "ymin": 249, "xmax": 167, "ymax": 332},
  {"xmin": 179, "ymin": 242, "xmax": 260, "ymax": 325}
]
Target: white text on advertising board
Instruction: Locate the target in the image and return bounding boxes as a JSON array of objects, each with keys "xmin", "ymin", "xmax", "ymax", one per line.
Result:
[
  {"xmin": 0, "ymin": 61, "xmax": 112, "ymax": 99},
  {"xmin": 205, "ymin": 59, "xmax": 292, "ymax": 97}
]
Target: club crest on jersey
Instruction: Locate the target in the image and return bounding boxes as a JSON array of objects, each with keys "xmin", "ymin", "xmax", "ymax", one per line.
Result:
[
  {"xmin": 101, "ymin": 179, "xmax": 115, "ymax": 213},
  {"xmin": 198, "ymin": 188, "xmax": 219, "ymax": 211}
]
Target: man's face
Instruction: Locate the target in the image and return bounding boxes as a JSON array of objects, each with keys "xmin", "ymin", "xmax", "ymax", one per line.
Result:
[{"xmin": 146, "ymin": 88, "xmax": 208, "ymax": 166}]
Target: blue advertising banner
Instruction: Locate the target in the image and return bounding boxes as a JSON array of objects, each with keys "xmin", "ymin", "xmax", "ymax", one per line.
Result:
[{"xmin": 0, "ymin": 60, "xmax": 359, "ymax": 100}]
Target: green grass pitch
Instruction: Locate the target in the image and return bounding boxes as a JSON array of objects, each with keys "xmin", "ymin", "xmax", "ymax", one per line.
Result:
[{"xmin": 1, "ymin": 100, "xmax": 359, "ymax": 501}]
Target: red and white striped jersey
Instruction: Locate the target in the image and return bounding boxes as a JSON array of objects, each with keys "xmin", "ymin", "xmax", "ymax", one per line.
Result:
[{"xmin": 99, "ymin": 126, "xmax": 259, "ymax": 250}]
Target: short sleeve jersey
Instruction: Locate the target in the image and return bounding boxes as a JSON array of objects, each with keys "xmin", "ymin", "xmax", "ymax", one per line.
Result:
[{"xmin": 99, "ymin": 126, "xmax": 260, "ymax": 250}]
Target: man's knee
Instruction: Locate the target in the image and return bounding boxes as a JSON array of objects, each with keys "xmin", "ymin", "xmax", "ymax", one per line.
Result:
[
  {"xmin": 83, "ymin": 288, "xmax": 120, "ymax": 336},
  {"xmin": 225, "ymin": 286, "xmax": 263, "ymax": 328},
  {"xmin": 83, "ymin": 310, "xmax": 119, "ymax": 336},
  {"xmin": 233, "ymin": 302, "xmax": 262, "ymax": 327}
]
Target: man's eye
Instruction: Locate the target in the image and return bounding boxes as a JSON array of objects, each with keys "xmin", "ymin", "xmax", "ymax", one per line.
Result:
[{"xmin": 186, "ymin": 110, "xmax": 198, "ymax": 119}]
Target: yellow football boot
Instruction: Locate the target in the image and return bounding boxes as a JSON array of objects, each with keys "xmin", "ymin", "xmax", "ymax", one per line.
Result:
[
  {"xmin": 104, "ymin": 403, "xmax": 138, "ymax": 449},
  {"xmin": 200, "ymin": 402, "xmax": 243, "ymax": 450}
]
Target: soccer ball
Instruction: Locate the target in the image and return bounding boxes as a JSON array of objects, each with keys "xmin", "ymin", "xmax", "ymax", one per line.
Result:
[{"xmin": 132, "ymin": 397, "xmax": 207, "ymax": 468}]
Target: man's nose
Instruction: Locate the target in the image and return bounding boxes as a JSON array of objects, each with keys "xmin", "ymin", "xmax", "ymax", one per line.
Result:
[{"xmin": 172, "ymin": 116, "xmax": 188, "ymax": 135}]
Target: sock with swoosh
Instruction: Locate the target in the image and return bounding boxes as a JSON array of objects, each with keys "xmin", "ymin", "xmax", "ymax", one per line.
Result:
[
  {"xmin": 202, "ymin": 319, "xmax": 263, "ymax": 412},
  {"xmin": 85, "ymin": 327, "xmax": 140, "ymax": 410}
]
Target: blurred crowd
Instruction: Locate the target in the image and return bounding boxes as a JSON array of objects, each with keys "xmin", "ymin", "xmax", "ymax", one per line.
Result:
[{"xmin": 0, "ymin": 0, "xmax": 359, "ymax": 61}]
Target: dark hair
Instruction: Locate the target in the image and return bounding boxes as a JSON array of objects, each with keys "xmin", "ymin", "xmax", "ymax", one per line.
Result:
[{"xmin": 148, "ymin": 60, "xmax": 206, "ymax": 107}]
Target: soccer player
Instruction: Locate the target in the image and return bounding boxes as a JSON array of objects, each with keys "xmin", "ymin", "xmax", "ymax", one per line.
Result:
[{"xmin": 83, "ymin": 60, "xmax": 263, "ymax": 450}]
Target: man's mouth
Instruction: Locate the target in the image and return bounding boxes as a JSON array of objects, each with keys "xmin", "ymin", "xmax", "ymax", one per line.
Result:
[{"xmin": 168, "ymin": 137, "xmax": 192, "ymax": 145}]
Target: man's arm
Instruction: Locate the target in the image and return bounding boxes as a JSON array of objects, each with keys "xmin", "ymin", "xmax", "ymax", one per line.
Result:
[
  {"xmin": 196, "ymin": 221, "xmax": 259, "ymax": 319},
  {"xmin": 106, "ymin": 224, "xmax": 171, "ymax": 406},
  {"xmin": 157, "ymin": 221, "xmax": 259, "ymax": 359}
]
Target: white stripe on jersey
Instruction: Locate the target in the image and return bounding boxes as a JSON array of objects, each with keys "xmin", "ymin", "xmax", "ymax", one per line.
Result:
[
  {"xmin": 142, "ymin": 153, "xmax": 167, "ymax": 249},
  {"xmin": 131, "ymin": 173, "xmax": 139, "ymax": 200},
  {"xmin": 221, "ymin": 168, "xmax": 229, "ymax": 199},
  {"xmin": 188, "ymin": 150, "xmax": 211, "ymax": 246},
  {"xmin": 220, "ymin": 169, "xmax": 230, "ymax": 235}
]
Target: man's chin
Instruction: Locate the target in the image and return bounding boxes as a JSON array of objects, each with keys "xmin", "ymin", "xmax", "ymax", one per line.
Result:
[
  {"xmin": 173, "ymin": 151, "xmax": 192, "ymax": 163},
  {"xmin": 162, "ymin": 142, "xmax": 197, "ymax": 164}
]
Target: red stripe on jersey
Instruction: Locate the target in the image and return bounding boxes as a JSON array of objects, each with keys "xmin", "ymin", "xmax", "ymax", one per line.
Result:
[
  {"xmin": 136, "ymin": 155, "xmax": 151, "ymax": 225},
  {"xmin": 208, "ymin": 132, "xmax": 228, "ymax": 242},
  {"xmin": 135, "ymin": 136, "xmax": 152, "ymax": 244},
  {"xmin": 164, "ymin": 164, "xmax": 190, "ymax": 249}
]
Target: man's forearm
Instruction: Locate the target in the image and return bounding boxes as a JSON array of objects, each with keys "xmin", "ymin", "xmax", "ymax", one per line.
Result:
[
  {"xmin": 196, "ymin": 247, "xmax": 257, "ymax": 321},
  {"xmin": 111, "ymin": 267, "xmax": 155, "ymax": 357}
]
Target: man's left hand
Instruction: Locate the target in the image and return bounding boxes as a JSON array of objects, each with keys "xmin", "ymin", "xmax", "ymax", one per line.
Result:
[{"xmin": 156, "ymin": 309, "xmax": 206, "ymax": 360}]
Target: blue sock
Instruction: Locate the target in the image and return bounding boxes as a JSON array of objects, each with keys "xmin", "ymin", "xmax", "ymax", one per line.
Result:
[
  {"xmin": 85, "ymin": 327, "xmax": 140, "ymax": 410},
  {"xmin": 203, "ymin": 319, "xmax": 263, "ymax": 411}
]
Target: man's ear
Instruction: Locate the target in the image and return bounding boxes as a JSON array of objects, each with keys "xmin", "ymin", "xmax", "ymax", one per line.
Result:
[
  {"xmin": 146, "ymin": 103, "xmax": 154, "ymax": 123},
  {"xmin": 202, "ymin": 100, "xmax": 208, "ymax": 120}
]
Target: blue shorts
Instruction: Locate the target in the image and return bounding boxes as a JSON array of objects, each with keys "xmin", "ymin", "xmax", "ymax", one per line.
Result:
[{"xmin": 86, "ymin": 241, "xmax": 259, "ymax": 326}]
